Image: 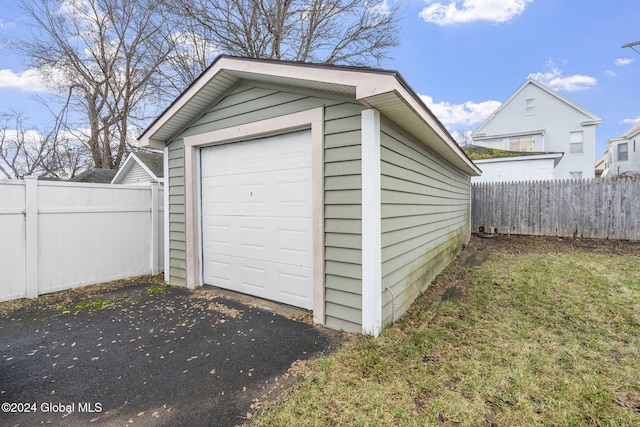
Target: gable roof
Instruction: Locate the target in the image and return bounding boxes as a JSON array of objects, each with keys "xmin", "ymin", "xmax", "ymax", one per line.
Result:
[
  {"xmin": 111, "ymin": 151, "xmax": 164, "ymax": 184},
  {"xmin": 473, "ymin": 78, "xmax": 602, "ymax": 136},
  {"xmin": 139, "ymin": 55, "xmax": 480, "ymax": 176}
]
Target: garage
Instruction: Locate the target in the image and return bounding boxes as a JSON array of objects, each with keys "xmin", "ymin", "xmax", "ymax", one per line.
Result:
[
  {"xmin": 139, "ymin": 55, "xmax": 481, "ymax": 335},
  {"xmin": 200, "ymin": 131, "xmax": 313, "ymax": 309}
]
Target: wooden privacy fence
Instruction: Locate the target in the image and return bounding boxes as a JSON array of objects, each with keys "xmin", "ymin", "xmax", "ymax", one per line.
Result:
[
  {"xmin": 0, "ymin": 177, "xmax": 164, "ymax": 302},
  {"xmin": 471, "ymin": 177, "xmax": 640, "ymax": 240}
]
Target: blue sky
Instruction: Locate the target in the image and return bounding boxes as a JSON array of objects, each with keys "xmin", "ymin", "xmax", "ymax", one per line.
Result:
[{"xmin": 1, "ymin": 0, "xmax": 639, "ymax": 157}]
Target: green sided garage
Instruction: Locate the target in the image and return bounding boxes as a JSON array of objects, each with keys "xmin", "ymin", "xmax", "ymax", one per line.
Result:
[{"xmin": 139, "ymin": 56, "xmax": 481, "ymax": 336}]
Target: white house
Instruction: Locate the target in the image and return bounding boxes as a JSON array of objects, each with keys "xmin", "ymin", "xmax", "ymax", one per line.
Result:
[
  {"xmin": 602, "ymin": 120, "xmax": 640, "ymax": 177},
  {"xmin": 471, "ymin": 78, "xmax": 602, "ymax": 181}
]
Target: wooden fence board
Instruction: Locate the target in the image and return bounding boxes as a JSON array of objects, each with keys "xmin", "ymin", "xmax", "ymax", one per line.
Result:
[{"xmin": 472, "ymin": 177, "xmax": 640, "ymax": 241}]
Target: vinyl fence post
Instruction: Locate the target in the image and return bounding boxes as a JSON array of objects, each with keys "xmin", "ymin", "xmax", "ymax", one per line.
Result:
[
  {"xmin": 24, "ymin": 176, "xmax": 39, "ymax": 298},
  {"xmin": 150, "ymin": 181, "xmax": 159, "ymax": 275}
]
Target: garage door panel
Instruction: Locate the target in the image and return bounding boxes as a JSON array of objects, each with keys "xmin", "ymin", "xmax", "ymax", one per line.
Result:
[
  {"xmin": 240, "ymin": 263, "xmax": 268, "ymax": 292},
  {"xmin": 204, "ymin": 216, "xmax": 311, "ymax": 265},
  {"xmin": 279, "ymin": 270, "xmax": 312, "ymax": 302},
  {"xmin": 239, "ymin": 224, "xmax": 268, "ymax": 252},
  {"xmin": 201, "ymin": 182, "xmax": 230, "ymax": 211},
  {"xmin": 201, "ymin": 217, "xmax": 233, "ymax": 251},
  {"xmin": 204, "ymin": 257, "xmax": 234, "ymax": 287},
  {"xmin": 202, "ymin": 132, "xmax": 311, "ymax": 177},
  {"xmin": 204, "ymin": 170, "xmax": 311, "ymax": 217},
  {"xmin": 201, "ymin": 130, "xmax": 313, "ymax": 310},
  {"xmin": 203, "ymin": 254, "xmax": 312, "ymax": 309},
  {"xmin": 277, "ymin": 226, "xmax": 311, "ymax": 257}
]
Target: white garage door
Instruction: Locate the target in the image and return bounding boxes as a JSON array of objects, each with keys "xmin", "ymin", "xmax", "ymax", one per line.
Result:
[{"xmin": 200, "ymin": 130, "xmax": 313, "ymax": 309}]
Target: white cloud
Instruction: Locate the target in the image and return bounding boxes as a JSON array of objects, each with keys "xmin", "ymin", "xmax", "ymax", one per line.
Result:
[
  {"xmin": 420, "ymin": 94, "xmax": 501, "ymax": 130},
  {"xmin": 420, "ymin": 0, "xmax": 533, "ymax": 25},
  {"xmin": 621, "ymin": 116, "xmax": 640, "ymax": 125},
  {"xmin": 615, "ymin": 57, "xmax": 634, "ymax": 66},
  {"xmin": 528, "ymin": 64, "xmax": 596, "ymax": 92},
  {"xmin": 604, "ymin": 70, "xmax": 616, "ymax": 77},
  {"xmin": 0, "ymin": 18, "xmax": 16, "ymax": 29},
  {"xmin": 0, "ymin": 68, "xmax": 60, "ymax": 93},
  {"xmin": 367, "ymin": 0, "xmax": 391, "ymax": 15}
]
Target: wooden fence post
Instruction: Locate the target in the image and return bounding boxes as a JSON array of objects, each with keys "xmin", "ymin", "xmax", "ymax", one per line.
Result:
[{"xmin": 24, "ymin": 176, "xmax": 38, "ymax": 298}]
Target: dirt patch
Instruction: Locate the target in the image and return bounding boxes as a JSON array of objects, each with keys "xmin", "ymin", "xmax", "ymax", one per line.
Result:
[
  {"xmin": 458, "ymin": 250, "xmax": 488, "ymax": 268},
  {"xmin": 440, "ymin": 286, "xmax": 464, "ymax": 301},
  {"xmin": 470, "ymin": 233, "xmax": 640, "ymax": 256}
]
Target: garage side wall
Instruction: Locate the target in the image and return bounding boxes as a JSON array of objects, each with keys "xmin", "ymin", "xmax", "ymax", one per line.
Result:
[
  {"xmin": 165, "ymin": 84, "xmax": 365, "ymax": 332},
  {"xmin": 324, "ymin": 103, "xmax": 366, "ymax": 333},
  {"xmin": 380, "ymin": 122, "xmax": 471, "ymax": 327},
  {"xmin": 167, "ymin": 140, "xmax": 187, "ymax": 285}
]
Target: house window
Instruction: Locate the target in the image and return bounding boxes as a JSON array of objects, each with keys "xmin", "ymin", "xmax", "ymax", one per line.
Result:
[
  {"xmin": 509, "ymin": 136, "xmax": 533, "ymax": 152},
  {"xmin": 525, "ymin": 98, "xmax": 535, "ymax": 115},
  {"xmin": 569, "ymin": 171, "xmax": 583, "ymax": 179},
  {"xmin": 569, "ymin": 131, "xmax": 583, "ymax": 154},
  {"xmin": 618, "ymin": 143, "xmax": 629, "ymax": 162}
]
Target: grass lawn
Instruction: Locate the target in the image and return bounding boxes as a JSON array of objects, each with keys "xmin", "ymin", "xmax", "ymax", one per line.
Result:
[{"xmin": 254, "ymin": 236, "xmax": 640, "ymax": 426}]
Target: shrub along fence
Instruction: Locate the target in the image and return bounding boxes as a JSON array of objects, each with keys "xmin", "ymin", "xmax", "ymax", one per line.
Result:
[
  {"xmin": 0, "ymin": 177, "xmax": 163, "ymax": 302},
  {"xmin": 471, "ymin": 176, "xmax": 640, "ymax": 241}
]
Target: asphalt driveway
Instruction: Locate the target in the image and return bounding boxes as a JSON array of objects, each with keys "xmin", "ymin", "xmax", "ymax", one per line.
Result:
[{"xmin": 0, "ymin": 282, "xmax": 340, "ymax": 426}]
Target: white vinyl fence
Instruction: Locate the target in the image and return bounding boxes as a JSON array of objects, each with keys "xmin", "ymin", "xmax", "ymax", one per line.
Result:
[{"xmin": 1, "ymin": 177, "xmax": 164, "ymax": 302}]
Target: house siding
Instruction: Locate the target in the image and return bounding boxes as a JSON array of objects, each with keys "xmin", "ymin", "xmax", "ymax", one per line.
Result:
[
  {"xmin": 380, "ymin": 121, "xmax": 470, "ymax": 327},
  {"xmin": 165, "ymin": 83, "xmax": 364, "ymax": 332},
  {"xmin": 167, "ymin": 141, "xmax": 186, "ymax": 284},
  {"xmin": 324, "ymin": 103, "xmax": 365, "ymax": 333},
  {"xmin": 120, "ymin": 162, "xmax": 151, "ymax": 184}
]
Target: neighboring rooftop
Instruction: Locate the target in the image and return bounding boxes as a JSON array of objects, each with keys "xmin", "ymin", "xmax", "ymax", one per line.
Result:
[
  {"xmin": 69, "ymin": 168, "xmax": 117, "ymax": 183},
  {"xmin": 462, "ymin": 145, "xmax": 551, "ymax": 160},
  {"xmin": 132, "ymin": 151, "xmax": 164, "ymax": 178}
]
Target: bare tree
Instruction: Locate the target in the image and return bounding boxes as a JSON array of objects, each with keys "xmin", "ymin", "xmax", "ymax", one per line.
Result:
[
  {"xmin": 0, "ymin": 111, "xmax": 80, "ymax": 179},
  {"xmin": 15, "ymin": 0, "xmax": 178, "ymax": 170},
  {"xmin": 166, "ymin": 0, "xmax": 401, "ymax": 67},
  {"xmin": 454, "ymin": 128, "xmax": 474, "ymax": 146}
]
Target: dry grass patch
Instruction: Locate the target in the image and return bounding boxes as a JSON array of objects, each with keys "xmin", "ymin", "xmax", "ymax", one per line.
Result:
[{"xmin": 254, "ymin": 236, "xmax": 640, "ymax": 426}]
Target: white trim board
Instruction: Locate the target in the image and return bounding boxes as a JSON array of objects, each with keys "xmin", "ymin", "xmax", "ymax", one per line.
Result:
[
  {"xmin": 182, "ymin": 107, "xmax": 325, "ymax": 324},
  {"xmin": 360, "ymin": 109, "xmax": 382, "ymax": 336}
]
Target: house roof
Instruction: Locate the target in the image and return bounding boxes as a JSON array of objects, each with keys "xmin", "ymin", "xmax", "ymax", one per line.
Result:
[
  {"xmin": 139, "ymin": 55, "xmax": 480, "ymax": 176},
  {"xmin": 69, "ymin": 168, "xmax": 118, "ymax": 183},
  {"xmin": 622, "ymin": 119, "xmax": 640, "ymax": 139},
  {"xmin": 463, "ymin": 145, "xmax": 563, "ymax": 166},
  {"xmin": 463, "ymin": 144, "xmax": 556, "ymax": 159},
  {"xmin": 605, "ymin": 119, "xmax": 640, "ymax": 146},
  {"xmin": 472, "ymin": 78, "xmax": 602, "ymax": 136},
  {"xmin": 111, "ymin": 151, "xmax": 164, "ymax": 184}
]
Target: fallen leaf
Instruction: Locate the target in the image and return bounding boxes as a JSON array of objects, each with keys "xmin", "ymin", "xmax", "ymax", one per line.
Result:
[{"xmin": 210, "ymin": 369, "xmax": 216, "ymax": 375}]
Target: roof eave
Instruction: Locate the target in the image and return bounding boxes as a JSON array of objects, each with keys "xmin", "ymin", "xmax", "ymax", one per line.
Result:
[
  {"xmin": 360, "ymin": 87, "xmax": 480, "ymax": 176},
  {"xmin": 139, "ymin": 56, "xmax": 480, "ymax": 176}
]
